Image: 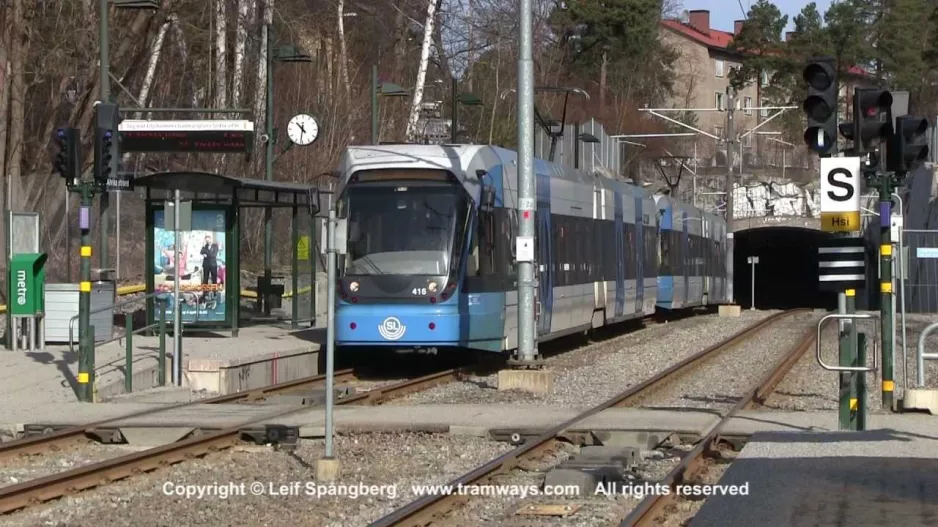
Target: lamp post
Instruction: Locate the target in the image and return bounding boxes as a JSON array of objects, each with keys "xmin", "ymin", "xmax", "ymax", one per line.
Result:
[
  {"xmin": 262, "ymin": 33, "xmax": 310, "ymax": 315},
  {"xmin": 370, "ymin": 65, "xmax": 409, "ymax": 144},
  {"xmin": 97, "ymin": 0, "xmax": 158, "ymax": 278},
  {"xmin": 449, "ymin": 77, "xmax": 482, "ymax": 143}
]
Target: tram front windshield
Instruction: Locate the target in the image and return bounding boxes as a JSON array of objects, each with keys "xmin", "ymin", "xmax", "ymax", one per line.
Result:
[{"xmin": 340, "ymin": 183, "xmax": 471, "ymax": 276}]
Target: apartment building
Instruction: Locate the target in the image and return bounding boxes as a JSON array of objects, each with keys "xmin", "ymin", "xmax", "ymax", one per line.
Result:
[{"xmin": 657, "ymin": 10, "xmax": 870, "ymax": 172}]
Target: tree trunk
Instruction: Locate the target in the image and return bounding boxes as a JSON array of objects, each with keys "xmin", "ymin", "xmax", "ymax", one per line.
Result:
[
  {"xmin": 488, "ymin": 39, "xmax": 502, "ymax": 145},
  {"xmin": 253, "ymin": 0, "xmax": 271, "ymax": 170},
  {"xmin": 7, "ymin": 0, "xmax": 26, "ymax": 204},
  {"xmin": 466, "ymin": 0, "xmax": 474, "ymax": 92},
  {"xmin": 405, "ymin": 0, "xmax": 440, "ymax": 142},
  {"xmin": 432, "ymin": 0, "xmax": 450, "ymax": 77},
  {"xmin": 337, "ymin": 0, "xmax": 351, "ymax": 99},
  {"xmin": 138, "ymin": 18, "xmax": 171, "ymax": 111},
  {"xmin": 214, "ymin": 0, "xmax": 228, "ymax": 111},
  {"xmin": 599, "ymin": 50, "xmax": 608, "ymax": 116},
  {"xmin": 232, "ymin": 0, "xmax": 251, "ymax": 106},
  {"xmin": 323, "ymin": 36, "xmax": 334, "ymax": 96},
  {"xmin": 0, "ymin": 10, "xmax": 11, "ymax": 197},
  {"xmin": 170, "ymin": 18, "xmax": 198, "ymax": 107}
]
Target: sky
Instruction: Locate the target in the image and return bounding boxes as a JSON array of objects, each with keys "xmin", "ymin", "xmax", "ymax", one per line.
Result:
[{"xmin": 681, "ymin": 0, "xmax": 836, "ymax": 33}]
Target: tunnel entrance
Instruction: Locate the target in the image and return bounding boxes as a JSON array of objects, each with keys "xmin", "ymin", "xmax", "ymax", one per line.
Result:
[{"xmin": 734, "ymin": 227, "xmax": 838, "ymax": 310}]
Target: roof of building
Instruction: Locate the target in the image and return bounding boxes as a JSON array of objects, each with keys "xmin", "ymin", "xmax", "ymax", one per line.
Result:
[{"xmin": 660, "ymin": 17, "xmax": 870, "ymax": 78}]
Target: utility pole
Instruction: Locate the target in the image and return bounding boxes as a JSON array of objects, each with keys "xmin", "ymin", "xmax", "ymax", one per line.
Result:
[
  {"xmin": 724, "ymin": 87, "xmax": 736, "ymax": 305},
  {"xmin": 515, "ymin": 0, "xmax": 536, "ymax": 366},
  {"xmin": 98, "ymin": 0, "xmax": 110, "ymax": 273},
  {"xmin": 263, "ymin": 24, "xmax": 275, "ymax": 315}
]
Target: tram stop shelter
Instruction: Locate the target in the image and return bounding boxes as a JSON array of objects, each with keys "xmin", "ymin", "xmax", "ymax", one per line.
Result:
[{"xmin": 136, "ymin": 171, "xmax": 325, "ymax": 337}]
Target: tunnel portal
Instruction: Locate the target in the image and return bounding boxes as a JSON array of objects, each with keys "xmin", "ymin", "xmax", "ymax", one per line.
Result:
[{"xmin": 734, "ymin": 227, "xmax": 839, "ymax": 310}]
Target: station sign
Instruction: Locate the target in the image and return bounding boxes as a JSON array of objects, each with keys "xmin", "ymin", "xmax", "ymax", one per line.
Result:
[
  {"xmin": 106, "ymin": 172, "xmax": 134, "ymax": 192},
  {"xmin": 819, "ymin": 157, "xmax": 861, "ymax": 233},
  {"xmin": 118, "ymin": 120, "xmax": 254, "ymax": 153}
]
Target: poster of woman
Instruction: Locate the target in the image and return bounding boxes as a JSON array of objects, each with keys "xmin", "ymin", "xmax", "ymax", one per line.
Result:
[{"xmin": 153, "ymin": 209, "xmax": 227, "ymax": 323}]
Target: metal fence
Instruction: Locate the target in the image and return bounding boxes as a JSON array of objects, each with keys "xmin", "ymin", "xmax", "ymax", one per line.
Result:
[
  {"xmin": 534, "ymin": 118, "xmax": 621, "ymax": 176},
  {"xmin": 901, "ymin": 229, "xmax": 938, "ymax": 313}
]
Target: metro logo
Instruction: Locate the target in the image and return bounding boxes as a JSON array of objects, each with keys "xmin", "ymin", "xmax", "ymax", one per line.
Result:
[{"xmin": 16, "ymin": 269, "xmax": 26, "ymax": 305}]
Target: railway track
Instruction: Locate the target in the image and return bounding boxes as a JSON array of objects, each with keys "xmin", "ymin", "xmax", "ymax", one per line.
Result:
[
  {"xmin": 0, "ymin": 369, "xmax": 358, "ymax": 459},
  {"xmin": 367, "ymin": 308, "xmax": 814, "ymax": 527},
  {"xmin": 0, "ymin": 368, "xmax": 465, "ymax": 515},
  {"xmin": 622, "ymin": 314, "xmax": 826, "ymax": 527}
]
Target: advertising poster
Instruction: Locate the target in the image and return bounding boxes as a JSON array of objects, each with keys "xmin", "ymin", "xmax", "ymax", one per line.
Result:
[{"xmin": 153, "ymin": 209, "xmax": 227, "ymax": 323}]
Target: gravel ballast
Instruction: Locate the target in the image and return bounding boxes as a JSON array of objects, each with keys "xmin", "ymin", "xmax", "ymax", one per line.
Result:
[
  {"xmin": 393, "ymin": 309, "xmax": 780, "ymax": 409},
  {"xmin": 642, "ymin": 310, "xmax": 822, "ymax": 411},
  {"xmin": 0, "ymin": 432, "xmax": 512, "ymax": 527},
  {"xmin": 765, "ymin": 312, "xmax": 938, "ymax": 413}
]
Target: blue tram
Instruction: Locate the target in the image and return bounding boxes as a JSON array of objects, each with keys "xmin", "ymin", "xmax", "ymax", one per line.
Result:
[{"xmin": 332, "ymin": 144, "xmax": 729, "ymax": 354}]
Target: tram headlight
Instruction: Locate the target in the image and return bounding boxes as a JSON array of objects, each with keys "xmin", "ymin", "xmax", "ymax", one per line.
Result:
[
  {"xmin": 427, "ymin": 281, "xmax": 438, "ymax": 293},
  {"xmin": 349, "ymin": 281, "xmax": 360, "ymax": 292}
]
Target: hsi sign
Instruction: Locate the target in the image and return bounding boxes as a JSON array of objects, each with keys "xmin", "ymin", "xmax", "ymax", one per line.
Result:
[
  {"xmin": 16, "ymin": 269, "xmax": 26, "ymax": 306},
  {"xmin": 820, "ymin": 157, "xmax": 861, "ymax": 232}
]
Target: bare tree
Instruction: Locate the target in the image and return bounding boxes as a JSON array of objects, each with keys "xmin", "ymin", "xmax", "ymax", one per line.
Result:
[
  {"xmin": 337, "ymin": 0, "xmax": 351, "ymax": 99},
  {"xmin": 232, "ymin": 0, "xmax": 252, "ymax": 106},
  {"xmin": 213, "ymin": 0, "xmax": 228, "ymax": 110},
  {"xmin": 405, "ymin": 0, "xmax": 440, "ymax": 141}
]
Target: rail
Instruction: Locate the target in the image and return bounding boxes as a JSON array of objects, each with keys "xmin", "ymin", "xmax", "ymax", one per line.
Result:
[
  {"xmin": 815, "ymin": 313, "xmax": 880, "ymax": 373},
  {"xmin": 67, "ymin": 291, "xmax": 172, "ymax": 393},
  {"xmin": 368, "ymin": 309, "xmax": 803, "ymax": 527}
]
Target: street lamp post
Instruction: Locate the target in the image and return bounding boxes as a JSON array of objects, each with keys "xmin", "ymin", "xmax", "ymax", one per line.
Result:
[
  {"xmin": 370, "ymin": 65, "xmax": 408, "ymax": 144},
  {"xmin": 262, "ymin": 32, "xmax": 310, "ymax": 315}
]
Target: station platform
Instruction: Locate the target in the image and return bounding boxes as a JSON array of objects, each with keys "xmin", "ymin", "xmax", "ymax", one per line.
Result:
[
  {"xmin": 691, "ymin": 427, "xmax": 938, "ymax": 526},
  {"xmin": 0, "ymin": 325, "xmax": 323, "ymax": 429}
]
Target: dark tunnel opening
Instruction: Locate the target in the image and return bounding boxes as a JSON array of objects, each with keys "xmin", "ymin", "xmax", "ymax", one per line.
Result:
[{"xmin": 734, "ymin": 227, "xmax": 839, "ymax": 310}]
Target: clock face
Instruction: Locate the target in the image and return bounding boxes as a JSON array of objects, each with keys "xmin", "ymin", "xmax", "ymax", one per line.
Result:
[{"xmin": 287, "ymin": 114, "xmax": 319, "ymax": 146}]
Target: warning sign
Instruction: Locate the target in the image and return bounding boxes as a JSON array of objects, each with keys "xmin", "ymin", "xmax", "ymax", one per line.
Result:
[{"xmin": 297, "ymin": 235, "xmax": 309, "ymax": 261}]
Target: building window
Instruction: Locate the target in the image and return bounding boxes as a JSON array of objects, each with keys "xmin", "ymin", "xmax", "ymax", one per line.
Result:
[
  {"xmin": 715, "ymin": 92, "xmax": 724, "ymax": 110},
  {"xmin": 760, "ymin": 70, "xmax": 769, "ymax": 86},
  {"xmin": 715, "ymin": 59, "xmax": 725, "ymax": 78},
  {"xmin": 744, "ymin": 133, "xmax": 753, "ymax": 147},
  {"xmin": 715, "ymin": 126, "xmax": 724, "ymax": 139},
  {"xmin": 744, "ymin": 96, "xmax": 752, "ymax": 115}
]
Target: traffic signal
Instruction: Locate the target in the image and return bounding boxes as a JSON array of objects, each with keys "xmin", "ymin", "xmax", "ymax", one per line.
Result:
[
  {"xmin": 53, "ymin": 127, "xmax": 80, "ymax": 184},
  {"xmin": 888, "ymin": 116, "xmax": 929, "ymax": 173},
  {"xmin": 802, "ymin": 57, "xmax": 838, "ymax": 155},
  {"xmin": 847, "ymin": 88, "xmax": 893, "ymax": 155},
  {"xmin": 94, "ymin": 102, "xmax": 121, "ymax": 185}
]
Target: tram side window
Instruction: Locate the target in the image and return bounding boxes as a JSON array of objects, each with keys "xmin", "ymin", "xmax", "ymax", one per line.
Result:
[
  {"xmin": 553, "ymin": 215, "xmax": 564, "ymax": 287},
  {"xmin": 477, "ymin": 205, "xmax": 497, "ymax": 276},
  {"xmin": 602, "ymin": 221, "xmax": 616, "ymax": 281},
  {"xmin": 659, "ymin": 231, "xmax": 670, "ymax": 276}
]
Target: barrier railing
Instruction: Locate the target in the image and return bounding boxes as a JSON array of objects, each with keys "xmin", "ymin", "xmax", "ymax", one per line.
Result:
[
  {"xmin": 68, "ymin": 292, "xmax": 171, "ymax": 395},
  {"xmin": 916, "ymin": 321, "xmax": 938, "ymax": 388},
  {"xmin": 816, "ymin": 313, "xmax": 880, "ymax": 373}
]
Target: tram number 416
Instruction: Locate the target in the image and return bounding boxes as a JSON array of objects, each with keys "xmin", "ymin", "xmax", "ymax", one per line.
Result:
[{"xmin": 412, "ymin": 287, "xmax": 427, "ymax": 296}]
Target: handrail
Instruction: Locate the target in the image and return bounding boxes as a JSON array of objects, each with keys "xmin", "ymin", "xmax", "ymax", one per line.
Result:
[
  {"xmin": 816, "ymin": 313, "xmax": 880, "ymax": 372},
  {"xmin": 915, "ymin": 321, "xmax": 938, "ymax": 387},
  {"xmin": 99, "ymin": 322, "xmax": 160, "ymax": 349},
  {"xmin": 68, "ymin": 291, "xmax": 169, "ymax": 355}
]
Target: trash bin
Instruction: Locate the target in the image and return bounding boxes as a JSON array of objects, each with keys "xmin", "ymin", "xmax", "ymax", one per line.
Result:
[
  {"xmin": 9, "ymin": 253, "xmax": 48, "ymax": 350},
  {"xmin": 9, "ymin": 253, "xmax": 47, "ymax": 316},
  {"xmin": 267, "ymin": 283, "xmax": 285, "ymax": 309}
]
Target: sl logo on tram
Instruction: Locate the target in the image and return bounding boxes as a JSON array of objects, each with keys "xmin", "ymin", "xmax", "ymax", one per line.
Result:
[{"xmin": 378, "ymin": 316, "xmax": 406, "ymax": 340}]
